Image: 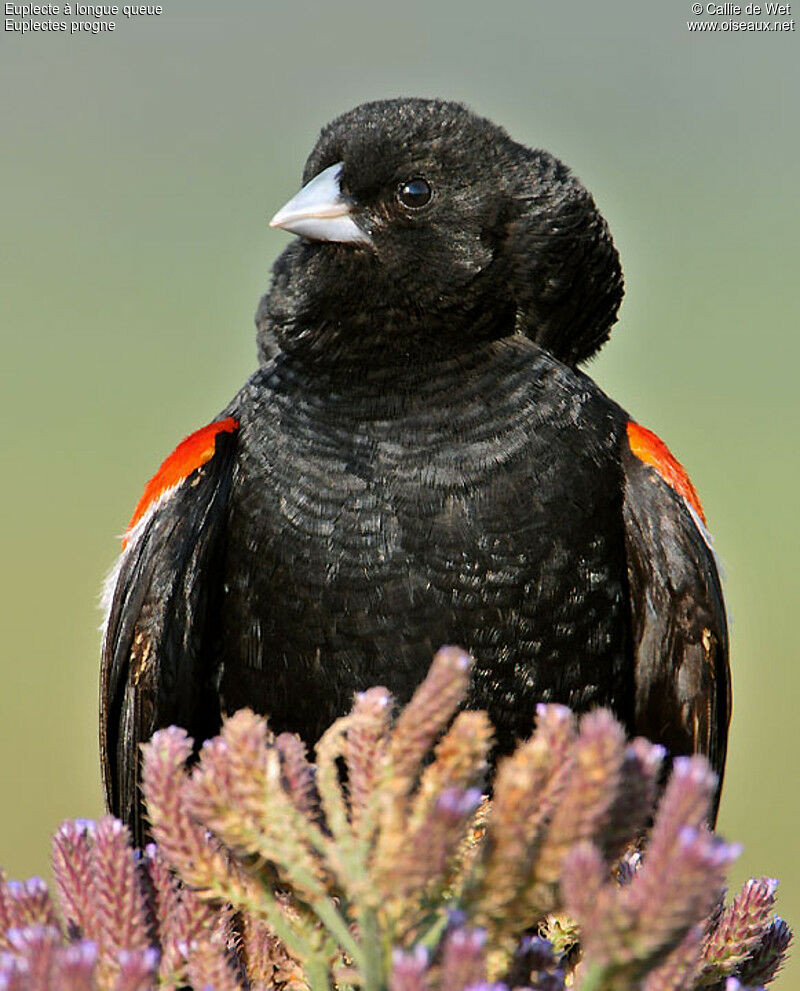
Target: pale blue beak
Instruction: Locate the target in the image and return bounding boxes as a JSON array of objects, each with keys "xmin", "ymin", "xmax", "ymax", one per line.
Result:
[{"xmin": 269, "ymin": 162, "xmax": 371, "ymax": 245}]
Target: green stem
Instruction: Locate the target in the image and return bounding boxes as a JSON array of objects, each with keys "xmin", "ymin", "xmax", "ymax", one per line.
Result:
[
  {"xmin": 308, "ymin": 895, "xmax": 365, "ymax": 973},
  {"xmin": 356, "ymin": 904, "xmax": 385, "ymax": 991},
  {"xmin": 303, "ymin": 957, "xmax": 333, "ymax": 991}
]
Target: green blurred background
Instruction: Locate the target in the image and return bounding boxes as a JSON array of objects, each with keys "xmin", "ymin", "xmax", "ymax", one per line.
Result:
[{"xmin": 2, "ymin": 0, "xmax": 798, "ymax": 982}]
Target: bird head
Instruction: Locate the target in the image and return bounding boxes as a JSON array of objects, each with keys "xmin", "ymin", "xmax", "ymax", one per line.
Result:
[{"xmin": 262, "ymin": 98, "xmax": 623, "ymax": 368}]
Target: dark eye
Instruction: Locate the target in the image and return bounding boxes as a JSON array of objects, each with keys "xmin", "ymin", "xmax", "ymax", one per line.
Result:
[{"xmin": 397, "ymin": 177, "xmax": 432, "ymax": 209}]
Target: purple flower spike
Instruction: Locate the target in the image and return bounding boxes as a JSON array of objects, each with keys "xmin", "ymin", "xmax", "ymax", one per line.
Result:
[
  {"xmin": 114, "ymin": 946, "xmax": 160, "ymax": 991},
  {"xmin": 738, "ymin": 916, "xmax": 793, "ymax": 986},
  {"xmin": 90, "ymin": 816, "xmax": 150, "ymax": 973},
  {"xmin": 4, "ymin": 926, "xmax": 60, "ymax": 989},
  {"xmin": 52, "ymin": 819, "xmax": 98, "ymax": 940},
  {"xmin": 2, "ymin": 878, "xmax": 57, "ymax": 933},
  {"xmin": 0, "ymin": 951, "xmax": 29, "ymax": 991},
  {"xmin": 389, "ymin": 944, "xmax": 430, "ymax": 991},
  {"xmin": 56, "ymin": 940, "xmax": 99, "ymax": 991},
  {"xmin": 440, "ymin": 926, "xmax": 488, "ymax": 991},
  {"xmin": 0, "ymin": 658, "xmax": 793, "ymax": 991}
]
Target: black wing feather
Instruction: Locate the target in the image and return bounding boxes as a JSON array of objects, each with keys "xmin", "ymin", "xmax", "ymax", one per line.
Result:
[
  {"xmin": 622, "ymin": 446, "xmax": 731, "ymax": 823},
  {"xmin": 100, "ymin": 429, "xmax": 237, "ymax": 845}
]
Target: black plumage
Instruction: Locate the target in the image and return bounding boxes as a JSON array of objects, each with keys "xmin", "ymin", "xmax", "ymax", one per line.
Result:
[{"xmin": 101, "ymin": 98, "xmax": 729, "ymax": 843}]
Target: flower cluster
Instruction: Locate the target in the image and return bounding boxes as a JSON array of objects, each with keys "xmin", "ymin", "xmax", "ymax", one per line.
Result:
[{"xmin": 0, "ymin": 647, "xmax": 792, "ymax": 989}]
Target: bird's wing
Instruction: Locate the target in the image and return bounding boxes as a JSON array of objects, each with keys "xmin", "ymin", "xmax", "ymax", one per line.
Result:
[
  {"xmin": 100, "ymin": 416, "xmax": 239, "ymax": 844},
  {"xmin": 622, "ymin": 422, "xmax": 731, "ymax": 821}
]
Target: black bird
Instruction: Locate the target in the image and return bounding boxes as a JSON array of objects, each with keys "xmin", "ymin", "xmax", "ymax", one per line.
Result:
[{"xmin": 100, "ymin": 98, "xmax": 730, "ymax": 843}]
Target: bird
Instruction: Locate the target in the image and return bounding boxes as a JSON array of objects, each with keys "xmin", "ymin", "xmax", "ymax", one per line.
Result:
[{"xmin": 100, "ymin": 98, "xmax": 730, "ymax": 845}]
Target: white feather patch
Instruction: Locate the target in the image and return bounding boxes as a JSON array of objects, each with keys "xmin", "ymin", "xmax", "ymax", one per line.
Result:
[{"xmin": 98, "ymin": 483, "xmax": 180, "ymax": 638}]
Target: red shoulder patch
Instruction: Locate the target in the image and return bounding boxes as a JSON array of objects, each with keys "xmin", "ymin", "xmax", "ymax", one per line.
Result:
[
  {"xmin": 627, "ymin": 421, "xmax": 706, "ymax": 525},
  {"xmin": 123, "ymin": 417, "xmax": 239, "ymax": 547}
]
